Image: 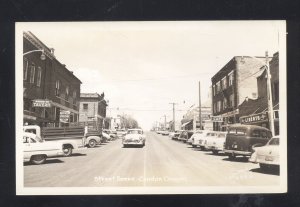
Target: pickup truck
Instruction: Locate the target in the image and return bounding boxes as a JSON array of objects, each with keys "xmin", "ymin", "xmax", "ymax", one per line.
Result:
[
  {"xmin": 23, "ymin": 131, "xmax": 64, "ymax": 164},
  {"xmin": 23, "ymin": 125, "xmax": 101, "ymax": 156}
]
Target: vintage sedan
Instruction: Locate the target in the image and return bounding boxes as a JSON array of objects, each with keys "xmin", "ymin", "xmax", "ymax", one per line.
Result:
[
  {"xmin": 23, "ymin": 132, "xmax": 64, "ymax": 165},
  {"xmin": 249, "ymin": 136, "xmax": 279, "ymax": 170},
  {"xmin": 199, "ymin": 131, "xmax": 219, "ymax": 150},
  {"xmin": 122, "ymin": 128, "xmax": 146, "ymax": 147},
  {"xmin": 205, "ymin": 132, "xmax": 227, "ymax": 154},
  {"xmin": 187, "ymin": 130, "xmax": 203, "ymax": 145}
]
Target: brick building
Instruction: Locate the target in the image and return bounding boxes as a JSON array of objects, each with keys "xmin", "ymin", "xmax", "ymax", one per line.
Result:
[
  {"xmin": 211, "ymin": 56, "xmax": 269, "ymax": 131},
  {"xmin": 79, "ymin": 93, "xmax": 108, "ymax": 129},
  {"xmin": 23, "ymin": 31, "xmax": 82, "ymax": 127}
]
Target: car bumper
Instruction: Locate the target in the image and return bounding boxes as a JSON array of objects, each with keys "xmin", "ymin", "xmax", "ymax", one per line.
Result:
[{"xmin": 223, "ymin": 149, "xmax": 252, "ymax": 156}]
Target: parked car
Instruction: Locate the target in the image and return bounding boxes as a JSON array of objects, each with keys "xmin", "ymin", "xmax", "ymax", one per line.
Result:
[
  {"xmin": 178, "ymin": 131, "xmax": 194, "ymax": 143},
  {"xmin": 223, "ymin": 125, "xmax": 272, "ymax": 160},
  {"xmin": 102, "ymin": 131, "xmax": 111, "ymax": 142},
  {"xmin": 187, "ymin": 130, "xmax": 203, "ymax": 145},
  {"xmin": 171, "ymin": 131, "xmax": 182, "ymax": 140},
  {"xmin": 191, "ymin": 130, "xmax": 210, "ymax": 147},
  {"xmin": 205, "ymin": 132, "xmax": 227, "ymax": 154},
  {"xmin": 249, "ymin": 136, "xmax": 279, "ymax": 170},
  {"xmin": 116, "ymin": 129, "xmax": 127, "ymax": 138},
  {"xmin": 23, "ymin": 132, "xmax": 64, "ymax": 164},
  {"xmin": 122, "ymin": 128, "xmax": 146, "ymax": 147},
  {"xmin": 199, "ymin": 131, "xmax": 219, "ymax": 150},
  {"xmin": 160, "ymin": 130, "xmax": 169, "ymax": 136}
]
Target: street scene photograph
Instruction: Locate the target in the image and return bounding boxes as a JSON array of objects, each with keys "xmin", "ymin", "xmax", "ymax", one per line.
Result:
[{"xmin": 16, "ymin": 21, "xmax": 286, "ymax": 194}]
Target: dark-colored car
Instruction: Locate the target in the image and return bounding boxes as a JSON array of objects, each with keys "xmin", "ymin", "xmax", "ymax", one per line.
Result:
[
  {"xmin": 223, "ymin": 124, "xmax": 272, "ymax": 160},
  {"xmin": 178, "ymin": 131, "xmax": 194, "ymax": 143}
]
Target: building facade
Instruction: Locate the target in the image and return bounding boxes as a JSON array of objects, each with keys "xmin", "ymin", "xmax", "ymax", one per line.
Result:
[
  {"xmin": 79, "ymin": 93, "xmax": 107, "ymax": 129},
  {"xmin": 23, "ymin": 31, "xmax": 82, "ymax": 127},
  {"xmin": 211, "ymin": 56, "xmax": 269, "ymax": 131},
  {"xmin": 238, "ymin": 52, "xmax": 279, "ymax": 135}
]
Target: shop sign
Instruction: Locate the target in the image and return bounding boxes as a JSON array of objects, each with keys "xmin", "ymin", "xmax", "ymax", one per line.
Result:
[
  {"xmin": 211, "ymin": 116, "xmax": 223, "ymax": 122},
  {"xmin": 240, "ymin": 112, "xmax": 268, "ymax": 124},
  {"xmin": 60, "ymin": 110, "xmax": 70, "ymax": 123},
  {"xmin": 32, "ymin": 100, "xmax": 51, "ymax": 107}
]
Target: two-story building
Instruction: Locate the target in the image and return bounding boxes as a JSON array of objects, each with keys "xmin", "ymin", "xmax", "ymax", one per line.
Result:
[
  {"xmin": 211, "ymin": 56, "xmax": 269, "ymax": 131},
  {"xmin": 23, "ymin": 31, "xmax": 82, "ymax": 127},
  {"xmin": 78, "ymin": 93, "xmax": 108, "ymax": 130}
]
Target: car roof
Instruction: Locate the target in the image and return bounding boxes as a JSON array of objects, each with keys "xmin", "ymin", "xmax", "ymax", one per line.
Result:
[{"xmin": 228, "ymin": 124, "xmax": 271, "ymax": 132}]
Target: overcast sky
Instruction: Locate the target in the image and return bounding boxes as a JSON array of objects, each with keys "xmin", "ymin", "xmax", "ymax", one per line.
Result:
[{"xmin": 19, "ymin": 21, "xmax": 284, "ymax": 130}]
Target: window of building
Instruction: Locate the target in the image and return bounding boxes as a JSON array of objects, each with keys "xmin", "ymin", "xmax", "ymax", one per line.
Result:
[
  {"xmin": 228, "ymin": 71, "xmax": 234, "ymax": 86},
  {"xmin": 23, "ymin": 58, "xmax": 28, "ymax": 80},
  {"xmin": 212, "ymin": 85, "xmax": 215, "ymax": 96},
  {"xmin": 29, "ymin": 64, "xmax": 35, "ymax": 84},
  {"xmin": 274, "ymin": 110, "xmax": 279, "ymax": 119},
  {"xmin": 66, "ymin": 86, "xmax": 69, "ymax": 97},
  {"xmin": 221, "ymin": 77, "xmax": 227, "ymax": 89},
  {"xmin": 55, "ymin": 80, "xmax": 60, "ymax": 96},
  {"xmin": 229, "ymin": 94, "xmax": 234, "ymax": 107},
  {"xmin": 83, "ymin": 103, "xmax": 88, "ymax": 110},
  {"xmin": 223, "ymin": 98, "xmax": 227, "ymax": 109},
  {"xmin": 273, "ymin": 81, "xmax": 279, "ymax": 102},
  {"xmin": 73, "ymin": 91, "xmax": 77, "ymax": 104},
  {"xmin": 36, "ymin": 67, "xmax": 42, "ymax": 87},
  {"xmin": 216, "ymin": 81, "xmax": 221, "ymax": 93},
  {"xmin": 213, "ymin": 103, "xmax": 217, "ymax": 113},
  {"xmin": 217, "ymin": 100, "xmax": 222, "ymax": 112}
]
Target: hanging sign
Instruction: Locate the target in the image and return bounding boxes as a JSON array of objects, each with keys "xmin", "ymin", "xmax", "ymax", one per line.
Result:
[
  {"xmin": 32, "ymin": 99, "xmax": 51, "ymax": 107},
  {"xmin": 60, "ymin": 110, "xmax": 70, "ymax": 123},
  {"xmin": 240, "ymin": 112, "xmax": 268, "ymax": 124}
]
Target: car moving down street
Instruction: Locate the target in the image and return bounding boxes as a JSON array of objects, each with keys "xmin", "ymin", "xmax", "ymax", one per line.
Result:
[{"xmin": 122, "ymin": 128, "xmax": 146, "ymax": 148}]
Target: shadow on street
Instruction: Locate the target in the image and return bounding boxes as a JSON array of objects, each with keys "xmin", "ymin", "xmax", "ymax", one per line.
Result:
[
  {"xmin": 250, "ymin": 167, "xmax": 280, "ymax": 176},
  {"xmin": 24, "ymin": 159, "xmax": 64, "ymax": 166},
  {"xmin": 222, "ymin": 157, "xmax": 249, "ymax": 163}
]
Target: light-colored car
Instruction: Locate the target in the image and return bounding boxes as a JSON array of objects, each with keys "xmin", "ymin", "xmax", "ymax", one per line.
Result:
[
  {"xmin": 191, "ymin": 130, "xmax": 210, "ymax": 147},
  {"xmin": 205, "ymin": 132, "xmax": 227, "ymax": 154},
  {"xmin": 160, "ymin": 130, "xmax": 169, "ymax": 136},
  {"xmin": 187, "ymin": 130, "xmax": 203, "ymax": 144},
  {"xmin": 249, "ymin": 136, "xmax": 279, "ymax": 170},
  {"xmin": 122, "ymin": 129, "xmax": 146, "ymax": 147},
  {"xmin": 116, "ymin": 129, "xmax": 127, "ymax": 138},
  {"xmin": 199, "ymin": 131, "xmax": 219, "ymax": 150},
  {"xmin": 23, "ymin": 132, "xmax": 64, "ymax": 164}
]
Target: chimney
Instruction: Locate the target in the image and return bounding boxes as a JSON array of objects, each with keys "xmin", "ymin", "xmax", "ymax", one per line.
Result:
[{"xmin": 50, "ymin": 48, "xmax": 55, "ymax": 55}]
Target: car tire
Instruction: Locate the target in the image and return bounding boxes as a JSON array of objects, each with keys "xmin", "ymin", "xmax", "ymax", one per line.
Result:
[
  {"xmin": 200, "ymin": 146, "xmax": 205, "ymax": 151},
  {"xmin": 123, "ymin": 144, "xmax": 127, "ymax": 148},
  {"xmin": 212, "ymin": 150, "xmax": 218, "ymax": 155},
  {"xmin": 88, "ymin": 139, "xmax": 96, "ymax": 148},
  {"xmin": 228, "ymin": 154, "xmax": 236, "ymax": 160},
  {"xmin": 63, "ymin": 146, "xmax": 73, "ymax": 157},
  {"xmin": 30, "ymin": 155, "xmax": 47, "ymax": 165}
]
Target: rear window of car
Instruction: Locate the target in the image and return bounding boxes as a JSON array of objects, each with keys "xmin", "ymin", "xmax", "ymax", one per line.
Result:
[{"xmin": 228, "ymin": 128, "xmax": 246, "ymax": 135}]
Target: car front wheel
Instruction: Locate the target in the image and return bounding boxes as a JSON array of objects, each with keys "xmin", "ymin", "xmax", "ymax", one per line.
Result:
[
  {"xmin": 31, "ymin": 155, "xmax": 47, "ymax": 165},
  {"xmin": 63, "ymin": 146, "xmax": 73, "ymax": 156},
  {"xmin": 88, "ymin": 139, "xmax": 96, "ymax": 148}
]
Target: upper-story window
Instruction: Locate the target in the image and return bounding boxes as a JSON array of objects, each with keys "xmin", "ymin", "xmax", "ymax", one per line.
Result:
[
  {"xmin": 83, "ymin": 103, "xmax": 88, "ymax": 110},
  {"xmin": 29, "ymin": 63, "xmax": 35, "ymax": 84},
  {"xmin": 217, "ymin": 100, "xmax": 222, "ymax": 112},
  {"xmin": 72, "ymin": 91, "xmax": 77, "ymax": 104},
  {"xmin": 65, "ymin": 86, "xmax": 69, "ymax": 97},
  {"xmin": 223, "ymin": 98, "xmax": 227, "ymax": 109},
  {"xmin": 216, "ymin": 81, "xmax": 221, "ymax": 93},
  {"xmin": 228, "ymin": 71, "xmax": 234, "ymax": 86},
  {"xmin": 212, "ymin": 85, "xmax": 215, "ymax": 96},
  {"xmin": 229, "ymin": 94, "xmax": 234, "ymax": 107},
  {"xmin": 55, "ymin": 80, "xmax": 60, "ymax": 96},
  {"xmin": 213, "ymin": 103, "xmax": 217, "ymax": 114},
  {"xmin": 23, "ymin": 58, "xmax": 28, "ymax": 80},
  {"xmin": 221, "ymin": 77, "xmax": 227, "ymax": 89},
  {"xmin": 36, "ymin": 67, "xmax": 42, "ymax": 87}
]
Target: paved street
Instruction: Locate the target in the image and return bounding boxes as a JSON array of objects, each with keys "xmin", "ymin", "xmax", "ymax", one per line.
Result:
[{"xmin": 24, "ymin": 132, "xmax": 279, "ymax": 187}]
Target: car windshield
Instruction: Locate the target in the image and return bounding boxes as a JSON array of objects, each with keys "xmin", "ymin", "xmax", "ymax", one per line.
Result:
[
  {"xmin": 127, "ymin": 130, "xmax": 142, "ymax": 134},
  {"xmin": 268, "ymin": 137, "xmax": 279, "ymax": 145}
]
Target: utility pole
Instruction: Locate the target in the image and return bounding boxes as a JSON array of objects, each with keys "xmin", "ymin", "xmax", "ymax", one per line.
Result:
[
  {"xmin": 163, "ymin": 115, "xmax": 167, "ymax": 130},
  {"xmin": 169, "ymin": 102, "xmax": 178, "ymax": 132},
  {"xmin": 266, "ymin": 51, "xmax": 275, "ymax": 135},
  {"xmin": 199, "ymin": 81, "xmax": 202, "ymax": 130}
]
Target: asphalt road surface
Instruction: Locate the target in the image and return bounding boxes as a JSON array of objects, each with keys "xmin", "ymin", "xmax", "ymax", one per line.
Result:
[{"xmin": 24, "ymin": 132, "xmax": 280, "ymax": 187}]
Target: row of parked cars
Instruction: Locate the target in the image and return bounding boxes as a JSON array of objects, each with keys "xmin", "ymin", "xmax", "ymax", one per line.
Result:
[{"xmin": 165, "ymin": 124, "xmax": 280, "ymax": 171}]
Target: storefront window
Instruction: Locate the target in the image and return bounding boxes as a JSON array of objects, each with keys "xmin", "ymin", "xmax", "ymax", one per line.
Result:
[
  {"xmin": 55, "ymin": 80, "xmax": 60, "ymax": 96},
  {"xmin": 221, "ymin": 77, "xmax": 227, "ymax": 89}
]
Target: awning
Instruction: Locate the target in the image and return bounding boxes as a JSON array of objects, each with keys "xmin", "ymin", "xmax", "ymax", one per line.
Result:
[{"xmin": 181, "ymin": 120, "xmax": 192, "ymax": 128}]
